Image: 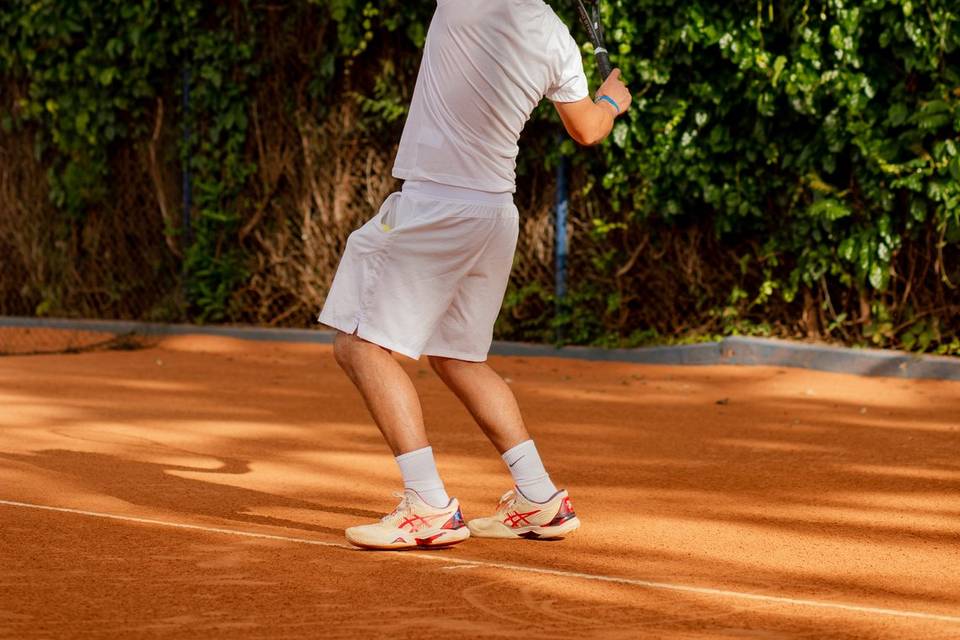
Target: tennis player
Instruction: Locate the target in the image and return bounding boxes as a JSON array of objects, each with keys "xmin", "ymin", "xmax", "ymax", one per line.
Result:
[{"xmin": 319, "ymin": 0, "xmax": 632, "ymax": 549}]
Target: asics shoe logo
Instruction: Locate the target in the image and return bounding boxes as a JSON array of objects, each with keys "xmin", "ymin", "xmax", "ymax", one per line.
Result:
[
  {"xmin": 399, "ymin": 511, "xmax": 451, "ymax": 532},
  {"xmin": 503, "ymin": 509, "xmax": 540, "ymax": 528}
]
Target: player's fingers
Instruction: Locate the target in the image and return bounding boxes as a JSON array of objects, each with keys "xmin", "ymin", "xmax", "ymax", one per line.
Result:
[{"xmin": 607, "ymin": 68, "xmax": 621, "ymax": 82}]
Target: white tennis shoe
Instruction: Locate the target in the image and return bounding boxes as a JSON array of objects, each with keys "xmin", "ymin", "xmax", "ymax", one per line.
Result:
[
  {"xmin": 467, "ymin": 488, "xmax": 581, "ymax": 539},
  {"xmin": 345, "ymin": 489, "xmax": 470, "ymax": 550}
]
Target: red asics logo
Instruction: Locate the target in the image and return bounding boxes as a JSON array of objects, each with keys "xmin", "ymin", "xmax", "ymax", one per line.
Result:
[
  {"xmin": 399, "ymin": 512, "xmax": 449, "ymax": 532},
  {"xmin": 503, "ymin": 509, "xmax": 540, "ymax": 528}
]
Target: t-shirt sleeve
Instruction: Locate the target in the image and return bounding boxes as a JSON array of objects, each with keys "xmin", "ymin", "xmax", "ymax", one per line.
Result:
[{"xmin": 545, "ymin": 23, "xmax": 589, "ymax": 103}]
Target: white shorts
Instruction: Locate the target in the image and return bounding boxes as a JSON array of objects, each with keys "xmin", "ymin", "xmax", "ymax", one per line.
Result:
[{"xmin": 318, "ymin": 181, "xmax": 519, "ymax": 362}]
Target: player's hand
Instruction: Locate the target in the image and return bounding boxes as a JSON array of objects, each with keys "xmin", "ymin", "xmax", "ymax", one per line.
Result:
[{"xmin": 596, "ymin": 69, "xmax": 632, "ymax": 116}]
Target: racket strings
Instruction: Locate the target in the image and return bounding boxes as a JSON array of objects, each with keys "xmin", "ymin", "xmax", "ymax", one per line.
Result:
[{"xmin": 591, "ymin": 3, "xmax": 605, "ymax": 45}]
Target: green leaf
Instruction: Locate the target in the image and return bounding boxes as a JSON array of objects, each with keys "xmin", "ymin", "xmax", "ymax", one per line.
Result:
[
  {"xmin": 771, "ymin": 56, "xmax": 787, "ymax": 86},
  {"xmin": 868, "ymin": 263, "xmax": 887, "ymax": 290},
  {"xmin": 838, "ymin": 237, "xmax": 856, "ymax": 262},
  {"xmin": 98, "ymin": 67, "xmax": 115, "ymax": 85},
  {"xmin": 909, "ymin": 198, "xmax": 927, "ymax": 223},
  {"xmin": 808, "ymin": 197, "xmax": 851, "ymax": 221},
  {"xmin": 612, "ymin": 122, "xmax": 629, "ymax": 148},
  {"xmin": 74, "ymin": 111, "xmax": 89, "ymax": 134},
  {"xmin": 887, "ymin": 103, "xmax": 908, "ymax": 127}
]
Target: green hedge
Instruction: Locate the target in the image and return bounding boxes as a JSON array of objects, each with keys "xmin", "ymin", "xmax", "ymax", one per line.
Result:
[
  {"xmin": 1, "ymin": 1, "xmax": 958, "ymax": 352},
  {"xmin": 590, "ymin": 0, "xmax": 960, "ymax": 353}
]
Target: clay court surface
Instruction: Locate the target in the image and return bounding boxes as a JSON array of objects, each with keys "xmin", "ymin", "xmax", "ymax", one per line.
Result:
[{"xmin": 1, "ymin": 332, "xmax": 958, "ymax": 639}]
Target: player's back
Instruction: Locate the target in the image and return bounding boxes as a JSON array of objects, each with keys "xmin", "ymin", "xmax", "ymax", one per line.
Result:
[{"xmin": 392, "ymin": 0, "xmax": 588, "ymax": 194}]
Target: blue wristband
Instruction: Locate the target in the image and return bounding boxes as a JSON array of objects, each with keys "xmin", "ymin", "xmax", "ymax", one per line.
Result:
[{"xmin": 596, "ymin": 95, "xmax": 620, "ymax": 114}]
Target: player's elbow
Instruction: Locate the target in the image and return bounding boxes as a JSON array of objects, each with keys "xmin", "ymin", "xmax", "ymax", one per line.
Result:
[
  {"xmin": 567, "ymin": 122, "xmax": 604, "ymax": 146},
  {"xmin": 570, "ymin": 129, "xmax": 605, "ymax": 147},
  {"xmin": 556, "ymin": 99, "xmax": 611, "ymax": 146}
]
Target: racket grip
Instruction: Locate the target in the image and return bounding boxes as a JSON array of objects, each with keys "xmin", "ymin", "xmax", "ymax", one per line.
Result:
[{"xmin": 595, "ymin": 50, "xmax": 613, "ymax": 80}]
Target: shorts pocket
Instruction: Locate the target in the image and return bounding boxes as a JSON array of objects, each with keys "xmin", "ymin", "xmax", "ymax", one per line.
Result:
[
  {"xmin": 377, "ymin": 193, "xmax": 430, "ymax": 234},
  {"xmin": 375, "ymin": 193, "xmax": 403, "ymax": 232}
]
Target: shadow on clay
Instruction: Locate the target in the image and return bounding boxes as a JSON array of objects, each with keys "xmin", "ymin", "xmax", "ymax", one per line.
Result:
[{"xmin": 0, "ymin": 449, "xmax": 379, "ymax": 537}]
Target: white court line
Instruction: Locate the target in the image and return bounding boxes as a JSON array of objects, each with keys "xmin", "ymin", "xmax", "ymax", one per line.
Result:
[
  {"xmin": 2, "ymin": 498, "xmax": 959, "ymax": 625},
  {"xmin": 0, "ymin": 499, "xmax": 354, "ymax": 551}
]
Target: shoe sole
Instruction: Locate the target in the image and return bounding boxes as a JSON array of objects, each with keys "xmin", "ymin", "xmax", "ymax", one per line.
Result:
[
  {"xmin": 467, "ymin": 516, "xmax": 581, "ymax": 540},
  {"xmin": 346, "ymin": 526, "xmax": 471, "ymax": 550}
]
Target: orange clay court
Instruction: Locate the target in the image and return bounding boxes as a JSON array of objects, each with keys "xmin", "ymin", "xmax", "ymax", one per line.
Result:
[{"xmin": 1, "ymin": 332, "xmax": 959, "ymax": 639}]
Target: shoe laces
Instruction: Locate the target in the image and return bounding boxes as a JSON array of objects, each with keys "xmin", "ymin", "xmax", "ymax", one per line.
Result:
[
  {"xmin": 496, "ymin": 489, "xmax": 518, "ymax": 512},
  {"xmin": 381, "ymin": 492, "xmax": 413, "ymax": 524}
]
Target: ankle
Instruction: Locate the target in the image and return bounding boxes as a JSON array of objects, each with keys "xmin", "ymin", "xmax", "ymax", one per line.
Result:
[
  {"xmin": 396, "ymin": 446, "xmax": 450, "ymax": 508},
  {"xmin": 502, "ymin": 440, "xmax": 558, "ymax": 503}
]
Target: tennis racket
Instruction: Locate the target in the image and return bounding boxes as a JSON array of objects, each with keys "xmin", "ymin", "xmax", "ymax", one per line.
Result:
[{"xmin": 574, "ymin": 0, "xmax": 613, "ymax": 80}]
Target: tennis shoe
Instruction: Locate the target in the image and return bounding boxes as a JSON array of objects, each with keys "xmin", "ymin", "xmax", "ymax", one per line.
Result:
[
  {"xmin": 345, "ymin": 489, "xmax": 470, "ymax": 550},
  {"xmin": 467, "ymin": 488, "xmax": 580, "ymax": 539}
]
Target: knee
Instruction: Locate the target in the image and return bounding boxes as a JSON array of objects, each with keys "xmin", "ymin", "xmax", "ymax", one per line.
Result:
[
  {"xmin": 427, "ymin": 355, "xmax": 451, "ymax": 378},
  {"xmin": 428, "ymin": 355, "xmax": 474, "ymax": 381},
  {"xmin": 333, "ymin": 333, "xmax": 356, "ymax": 373}
]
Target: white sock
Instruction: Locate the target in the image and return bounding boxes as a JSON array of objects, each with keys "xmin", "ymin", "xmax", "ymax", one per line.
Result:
[
  {"xmin": 395, "ymin": 446, "xmax": 450, "ymax": 508},
  {"xmin": 501, "ymin": 439, "xmax": 558, "ymax": 503}
]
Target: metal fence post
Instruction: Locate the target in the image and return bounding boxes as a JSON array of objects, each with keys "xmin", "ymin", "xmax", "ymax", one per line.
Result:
[{"xmin": 555, "ymin": 144, "xmax": 570, "ymax": 336}]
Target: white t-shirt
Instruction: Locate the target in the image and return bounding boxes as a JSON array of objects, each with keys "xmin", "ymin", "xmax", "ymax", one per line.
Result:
[{"xmin": 392, "ymin": 0, "xmax": 589, "ymax": 194}]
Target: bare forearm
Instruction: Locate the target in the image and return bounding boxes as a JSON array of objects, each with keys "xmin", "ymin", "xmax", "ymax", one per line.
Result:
[
  {"xmin": 585, "ymin": 100, "xmax": 617, "ymax": 145},
  {"xmin": 555, "ymin": 98, "xmax": 616, "ymax": 146},
  {"xmin": 554, "ymin": 69, "xmax": 632, "ymax": 147}
]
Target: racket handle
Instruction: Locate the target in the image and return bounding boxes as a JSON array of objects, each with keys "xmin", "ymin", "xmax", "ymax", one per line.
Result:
[{"xmin": 595, "ymin": 50, "xmax": 613, "ymax": 80}]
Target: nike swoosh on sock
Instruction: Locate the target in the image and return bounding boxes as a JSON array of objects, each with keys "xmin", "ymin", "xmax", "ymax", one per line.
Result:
[{"xmin": 508, "ymin": 455, "xmax": 526, "ymax": 468}]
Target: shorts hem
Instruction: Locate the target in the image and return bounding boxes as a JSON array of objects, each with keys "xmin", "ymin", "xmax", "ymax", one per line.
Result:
[
  {"xmin": 317, "ymin": 312, "xmax": 356, "ymax": 337},
  {"xmin": 318, "ymin": 312, "xmax": 423, "ymax": 361},
  {"xmin": 356, "ymin": 326, "xmax": 422, "ymax": 361},
  {"xmin": 420, "ymin": 346, "xmax": 489, "ymax": 363}
]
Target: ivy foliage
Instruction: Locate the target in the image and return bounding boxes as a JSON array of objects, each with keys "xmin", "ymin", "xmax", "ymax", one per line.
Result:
[
  {"xmin": 178, "ymin": 3, "xmax": 260, "ymax": 322},
  {"xmin": 1, "ymin": 0, "xmax": 261, "ymax": 320},
  {"xmin": 0, "ymin": 0, "xmax": 428, "ymax": 321},
  {"xmin": 583, "ymin": 0, "xmax": 959, "ymax": 351},
  {"xmin": 0, "ymin": 1, "xmax": 183, "ymax": 213}
]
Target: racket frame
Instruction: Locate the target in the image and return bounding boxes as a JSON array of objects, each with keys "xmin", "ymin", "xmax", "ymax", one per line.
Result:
[{"xmin": 574, "ymin": 0, "xmax": 613, "ymax": 80}]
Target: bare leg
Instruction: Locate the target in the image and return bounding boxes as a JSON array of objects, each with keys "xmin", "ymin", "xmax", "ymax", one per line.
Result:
[
  {"xmin": 427, "ymin": 356, "xmax": 530, "ymax": 454},
  {"xmin": 333, "ymin": 332, "xmax": 428, "ymax": 455}
]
